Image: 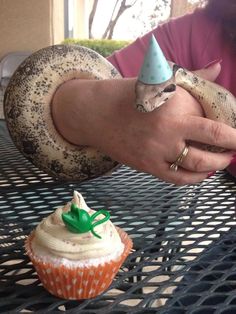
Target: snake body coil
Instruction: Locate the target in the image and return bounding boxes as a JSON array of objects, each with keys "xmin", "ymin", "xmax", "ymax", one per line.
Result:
[
  {"xmin": 175, "ymin": 67, "xmax": 236, "ymax": 128},
  {"xmin": 4, "ymin": 45, "xmax": 121, "ymax": 181}
]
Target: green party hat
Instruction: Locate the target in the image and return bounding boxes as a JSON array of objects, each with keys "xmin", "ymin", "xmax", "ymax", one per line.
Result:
[{"xmin": 138, "ymin": 34, "xmax": 173, "ymax": 84}]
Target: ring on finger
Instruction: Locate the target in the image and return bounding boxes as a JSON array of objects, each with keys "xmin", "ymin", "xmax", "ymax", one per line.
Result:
[{"xmin": 170, "ymin": 145, "xmax": 189, "ymax": 172}]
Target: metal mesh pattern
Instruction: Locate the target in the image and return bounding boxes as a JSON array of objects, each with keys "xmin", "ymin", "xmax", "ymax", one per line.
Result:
[
  {"xmin": 1, "ymin": 120, "xmax": 236, "ymax": 313},
  {"xmin": 0, "ymin": 120, "xmax": 56, "ymax": 188}
]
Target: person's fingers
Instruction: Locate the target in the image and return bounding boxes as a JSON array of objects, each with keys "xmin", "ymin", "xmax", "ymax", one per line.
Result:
[
  {"xmin": 193, "ymin": 61, "xmax": 221, "ymax": 82},
  {"xmin": 182, "ymin": 116, "xmax": 236, "ymax": 151},
  {"xmin": 169, "ymin": 145, "xmax": 233, "ymax": 173},
  {"xmin": 156, "ymin": 161, "xmax": 210, "ymax": 186}
]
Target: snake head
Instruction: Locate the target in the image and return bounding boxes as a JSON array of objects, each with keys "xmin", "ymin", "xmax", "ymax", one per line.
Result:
[
  {"xmin": 135, "ymin": 79, "xmax": 176, "ymax": 112},
  {"xmin": 62, "ymin": 203, "xmax": 92, "ymax": 233}
]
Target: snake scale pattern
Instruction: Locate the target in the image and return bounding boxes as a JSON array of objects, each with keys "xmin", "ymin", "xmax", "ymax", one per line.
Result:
[{"xmin": 4, "ymin": 45, "xmax": 121, "ymax": 181}]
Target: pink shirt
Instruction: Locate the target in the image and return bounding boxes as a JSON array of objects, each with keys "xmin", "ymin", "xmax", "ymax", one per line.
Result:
[{"xmin": 108, "ymin": 8, "xmax": 236, "ymax": 97}]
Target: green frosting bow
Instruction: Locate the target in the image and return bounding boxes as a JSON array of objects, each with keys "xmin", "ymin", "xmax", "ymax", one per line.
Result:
[{"xmin": 61, "ymin": 203, "xmax": 110, "ymax": 239}]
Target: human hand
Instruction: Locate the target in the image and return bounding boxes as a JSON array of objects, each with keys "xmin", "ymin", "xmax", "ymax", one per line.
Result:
[
  {"xmin": 130, "ymin": 85, "xmax": 235, "ymax": 185},
  {"xmin": 51, "ymin": 63, "xmax": 236, "ymax": 185}
]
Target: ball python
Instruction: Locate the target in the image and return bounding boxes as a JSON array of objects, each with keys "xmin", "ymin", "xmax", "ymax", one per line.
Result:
[
  {"xmin": 135, "ymin": 63, "xmax": 236, "ymax": 124},
  {"xmin": 4, "ymin": 44, "xmax": 236, "ymax": 181},
  {"xmin": 135, "ymin": 62, "xmax": 236, "ymax": 152},
  {"xmin": 4, "ymin": 45, "xmax": 121, "ymax": 181}
]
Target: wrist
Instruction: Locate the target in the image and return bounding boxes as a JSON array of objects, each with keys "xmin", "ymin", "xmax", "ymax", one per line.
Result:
[
  {"xmin": 51, "ymin": 79, "xmax": 93, "ymax": 146},
  {"xmin": 51, "ymin": 78, "xmax": 137, "ymax": 148}
]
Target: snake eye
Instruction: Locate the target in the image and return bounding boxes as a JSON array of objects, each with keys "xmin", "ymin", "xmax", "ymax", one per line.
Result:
[{"xmin": 163, "ymin": 84, "xmax": 176, "ymax": 93}]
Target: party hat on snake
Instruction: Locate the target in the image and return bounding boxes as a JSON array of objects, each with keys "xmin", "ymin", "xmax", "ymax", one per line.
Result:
[{"xmin": 138, "ymin": 34, "xmax": 173, "ymax": 84}]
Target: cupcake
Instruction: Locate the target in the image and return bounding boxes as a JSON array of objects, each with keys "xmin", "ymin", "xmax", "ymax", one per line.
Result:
[{"xmin": 25, "ymin": 191, "xmax": 133, "ymax": 299}]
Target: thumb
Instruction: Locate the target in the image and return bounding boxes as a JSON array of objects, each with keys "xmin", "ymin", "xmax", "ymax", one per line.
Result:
[{"xmin": 193, "ymin": 62, "xmax": 221, "ymax": 82}]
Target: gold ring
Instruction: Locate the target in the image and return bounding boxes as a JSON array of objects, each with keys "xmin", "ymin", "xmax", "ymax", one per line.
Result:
[{"xmin": 170, "ymin": 145, "xmax": 189, "ymax": 172}]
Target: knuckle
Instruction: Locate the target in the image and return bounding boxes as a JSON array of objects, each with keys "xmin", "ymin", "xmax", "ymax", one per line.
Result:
[
  {"xmin": 177, "ymin": 115, "xmax": 187, "ymax": 130},
  {"xmin": 192, "ymin": 156, "xmax": 205, "ymax": 172},
  {"xmin": 209, "ymin": 122, "xmax": 224, "ymax": 144}
]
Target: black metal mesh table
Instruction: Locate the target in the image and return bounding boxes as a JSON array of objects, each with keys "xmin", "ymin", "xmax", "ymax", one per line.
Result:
[{"xmin": 1, "ymin": 119, "xmax": 236, "ymax": 314}]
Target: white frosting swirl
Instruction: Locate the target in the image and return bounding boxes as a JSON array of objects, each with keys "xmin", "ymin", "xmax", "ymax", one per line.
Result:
[{"xmin": 32, "ymin": 191, "xmax": 124, "ymax": 261}]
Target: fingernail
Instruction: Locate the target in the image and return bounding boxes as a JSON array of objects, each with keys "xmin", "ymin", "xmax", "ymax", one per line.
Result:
[
  {"xmin": 230, "ymin": 156, "xmax": 236, "ymax": 165},
  {"xmin": 204, "ymin": 59, "xmax": 222, "ymax": 68},
  {"xmin": 207, "ymin": 171, "xmax": 215, "ymax": 178}
]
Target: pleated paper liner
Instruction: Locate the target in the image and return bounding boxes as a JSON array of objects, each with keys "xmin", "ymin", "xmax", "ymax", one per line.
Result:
[{"xmin": 25, "ymin": 227, "xmax": 133, "ymax": 300}]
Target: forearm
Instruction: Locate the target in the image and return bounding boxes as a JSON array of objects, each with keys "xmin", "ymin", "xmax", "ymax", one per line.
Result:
[
  {"xmin": 50, "ymin": 74, "xmax": 236, "ymax": 186},
  {"xmin": 51, "ymin": 78, "xmax": 137, "ymax": 148}
]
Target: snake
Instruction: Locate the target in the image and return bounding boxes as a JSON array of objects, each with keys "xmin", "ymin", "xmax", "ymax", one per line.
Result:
[
  {"xmin": 4, "ymin": 44, "xmax": 236, "ymax": 181},
  {"xmin": 135, "ymin": 62, "xmax": 236, "ymax": 152},
  {"xmin": 4, "ymin": 45, "xmax": 121, "ymax": 181}
]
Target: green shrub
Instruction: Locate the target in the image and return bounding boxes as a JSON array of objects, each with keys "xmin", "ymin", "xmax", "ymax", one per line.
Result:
[{"xmin": 62, "ymin": 38, "xmax": 131, "ymax": 57}]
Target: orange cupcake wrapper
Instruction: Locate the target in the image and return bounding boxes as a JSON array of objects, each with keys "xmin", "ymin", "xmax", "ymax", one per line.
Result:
[{"xmin": 25, "ymin": 227, "xmax": 133, "ymax": 300}]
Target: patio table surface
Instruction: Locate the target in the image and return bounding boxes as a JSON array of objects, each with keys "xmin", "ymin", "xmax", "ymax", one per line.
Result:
[{"xmin": 1, "ymin": 119, "xmax": 236, "ymax": 314}]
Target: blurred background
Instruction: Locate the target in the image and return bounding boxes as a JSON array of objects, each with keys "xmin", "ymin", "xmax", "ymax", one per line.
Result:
[
  {"xmin": 0, "ymin": 0, "xmax": 205, "ymax": 118},
  {"xmin": 0, "ymin": 0, "xmax": 206, "ymax": 59}
]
